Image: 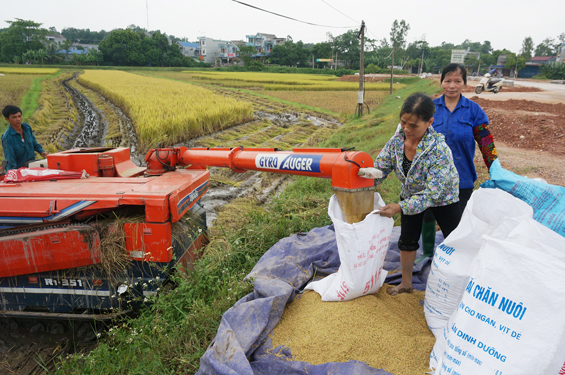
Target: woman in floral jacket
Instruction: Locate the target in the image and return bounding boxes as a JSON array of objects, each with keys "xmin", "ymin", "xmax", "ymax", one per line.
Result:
[{"xmin": 372, "ymin": 92, "xmax": 461, "ymax": 296}]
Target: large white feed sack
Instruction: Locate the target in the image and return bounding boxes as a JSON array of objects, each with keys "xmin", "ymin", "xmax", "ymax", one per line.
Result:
[
  {"xmin": 305, "ymin": 193, "xmax": 394, "ymax": 302},
  {"xmin": 432, "ymin": 237, "xmax": 565, "ymax": 374},
  {"xmin": 425, "ymin": 188, "xmax": 533, "ymax": 337}
]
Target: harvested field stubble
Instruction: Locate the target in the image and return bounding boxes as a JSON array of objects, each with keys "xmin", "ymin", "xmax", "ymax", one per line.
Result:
[
  {"xmin": 182, "ymin": 71, "xmax": 396, "ymax": 91},
  {"xmin": 28, "ymin": 73, "xmax": 78, "ymax": 153},
  {"xmin": 271, "ymin": 287, "xmax": 434, "ymax": 374},
  {"xmin": 264, "ymin": 90, "xmax": 388, "ymax": 115}
]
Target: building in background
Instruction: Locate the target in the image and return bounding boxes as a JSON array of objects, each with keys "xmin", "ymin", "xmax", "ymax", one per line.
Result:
[
  {"xmin": 198, "ymin": 36, "xmax": 233, "ymax": 64},
  {"xmin": 450, "ymin": 49, "xmax": 466, "ymax": 64},
  {"xmin": 217, "ymin": 41, "xmax": 240, "ymax": 64},
  {"xmin": 246, "ymin": 33, "xmax": 285, "ymax": 58},
  {"xmin": 450, "ymin": 48, "xmax": 480, "ymax": 64},
  {"xmin": 559, "ymin": 43, "xmax": 565, "ymax": 64},
  {"xmin": 72, "ymin": 43, "xmax": 99, "ymax": 52},
  {"xmin": 530, "ymin": 56, "xmax": 558, "ymax": 65},
  {"xmin": 177, "ymin": 41, "xmax": 200, "ymax": 59},
  {"xmin": 45, "ymin": 33, "xmax": 66, "ymax": 45}
]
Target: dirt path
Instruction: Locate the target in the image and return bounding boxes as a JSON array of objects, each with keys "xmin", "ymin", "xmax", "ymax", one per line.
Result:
[
  {"xmin": 60, "ymin": 73, "xmax": 108, "ymax": 149},
  {"xmin": 463, "ymin": 93, "xmax": 565, "ymax": 186}
]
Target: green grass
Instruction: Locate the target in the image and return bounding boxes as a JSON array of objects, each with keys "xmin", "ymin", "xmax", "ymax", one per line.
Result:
[
  {"xmin": 20, "ymin": 71, "xmax": 62, "ymax": 122},
  {"xmin": 56, "ymin": 78, "xmax": 443, "ymax": 374}
]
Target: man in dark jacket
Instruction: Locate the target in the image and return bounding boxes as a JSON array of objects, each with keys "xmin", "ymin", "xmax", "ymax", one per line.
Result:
[{"xmin": 2, "ymin": 105, "xmax": 48, "ymax": 171}]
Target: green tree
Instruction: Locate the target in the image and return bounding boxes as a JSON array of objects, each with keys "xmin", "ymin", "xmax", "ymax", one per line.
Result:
[
  {"xmin": 71, "ymin": 52, "xmax": 87, "ymax": 65},
  {"xmin": 505, "ymin": 53, "xmax": 526, "ymax": 77},
  {"xmin": 480, "ymin": 40, "xmax": 493, "ymax": 55},
  {"xmin": 61, "ymin": 27, "xmax": 110, "ymax": 45},
  {"xmin": 0, "ymin": 19, "xmax": 47, "ymax": 62},
  {"xmin": 22, "ymin": 49, "xmax": 36, "ymax": 64},
  {"xmin": 541, "ymin": 63, "xmax": 565, "ymax": 79},
  {"xmin": 312, "ymin": 41, "xmax": 332, "ymax": 68},
  {"xmin": 521, "ymin": 36, "xmax": 534, "ymax": 60},
  {"xmin": 330, "ymin": 30, "xmax": 361, "ymax": 69},
  {"xmin": 268, "ymin": 37, "xmax": 310, "ymax": 67},
  {"xmin": 534, "ymin": 38, "xmax": 555, "ymax": 56},
  {"xmin": 91, "ymin": 49, "xmax": 103, "ymax": 66},
  {"xmin": 59, "ymin": 39, "xmax": 74, "ymax": 61},
  {"xmin": 389, "ymin": 19, "xmax": 410, "ymax": 68},
  {"xmin": 464, "ymin": 53, "xmax": 480, "ymax": 73},
  {"xmin": 237, "ymin": 45, "xmax": 255, "ymax": 67},
  {"xmin": 98, "ymin": 29, "xmax": 145, "ymax": 65},
  {"xmin": 45, "ymin": 42, "xmax": 58, "ymax": 63},
  {"xmin": 36, "ymin": 48, "xmax": 48, "ymax": 64}
]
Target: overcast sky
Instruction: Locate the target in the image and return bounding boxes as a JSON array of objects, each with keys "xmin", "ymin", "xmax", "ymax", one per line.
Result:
[{"xmin": 3, "ymin": 0, "xmax": 563, "ymax": 53}]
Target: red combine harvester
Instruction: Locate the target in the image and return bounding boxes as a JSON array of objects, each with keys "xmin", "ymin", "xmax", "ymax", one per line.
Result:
[{"xmin": 0, "ymin": 146, "xmax": 374, "ymax": 318}]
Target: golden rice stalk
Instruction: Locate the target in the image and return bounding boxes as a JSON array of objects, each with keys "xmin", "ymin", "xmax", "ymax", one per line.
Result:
[{"xmin": 78, "ymin": 70, "xmax": 254, "ymax": 151}]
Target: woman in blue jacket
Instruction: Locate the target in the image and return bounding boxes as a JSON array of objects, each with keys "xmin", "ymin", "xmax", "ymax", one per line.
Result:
[{"xmin": 421, "ymin": 64, "xmax": 498, "ymax": 258}]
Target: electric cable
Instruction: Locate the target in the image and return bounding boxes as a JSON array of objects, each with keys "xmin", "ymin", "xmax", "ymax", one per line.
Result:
[
  {"xmin": 231, "ymin": 0, "xmax": 356, "ymax": 28},
  {"xmin": 320, "ymin": 0, "xmax": 359, "ymax": 24}
]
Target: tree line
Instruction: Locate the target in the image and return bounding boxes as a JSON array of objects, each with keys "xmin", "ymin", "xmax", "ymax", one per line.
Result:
[
  {"xmin": 261, "ymin": 20, "xmax": 563, "ymax": 76},
  {"xmin": 0, "ymin": 19, "xmax": 205, "ymax": 67},
  {"xmin": 0, "ymin": 18, "xmax": 562, "ymax": 74}
]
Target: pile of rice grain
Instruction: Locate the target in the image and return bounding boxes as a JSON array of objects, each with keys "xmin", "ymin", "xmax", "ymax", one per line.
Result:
[{"xmin": 270, "ymin": 285, "xmax": 434, "ymax": 375}]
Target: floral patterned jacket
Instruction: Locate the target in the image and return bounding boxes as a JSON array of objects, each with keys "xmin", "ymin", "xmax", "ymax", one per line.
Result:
[{"xmin": 374, "ymin": 124, "xmax": 459, "ymax": 215}]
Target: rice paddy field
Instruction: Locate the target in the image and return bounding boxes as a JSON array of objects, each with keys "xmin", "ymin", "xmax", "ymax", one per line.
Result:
[
  {"xmin": 77, "ymin": 70, "xmax": 254, "ymax": 150},
  {"xmin": 264, "ymin": 90, "xmax": 388, "ymax": 115},
  {"xmin": 182, "ymin": 71, "xmax": 399, "ymax": 91},
  {"xmin": 0, "ymin": 74, "xmax": 37, "ymax": 118},
  {"xmin": 139, "ymin": 71, "xmax": 393, "ymax": 116},
  {"xmin": 0, "ymin": 67, "xmax": 60, "ymax": 75}
]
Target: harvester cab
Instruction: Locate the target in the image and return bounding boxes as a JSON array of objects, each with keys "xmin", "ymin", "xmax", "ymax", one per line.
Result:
[{"xmin": 0, "ymin": 146, "xmax": 375, "ymax": 318}]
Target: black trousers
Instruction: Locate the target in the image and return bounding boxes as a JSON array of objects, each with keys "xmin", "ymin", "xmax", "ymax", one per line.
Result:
[
  {"xmin": 422, "ymin": 188, "xmax": 473, "ymax": 223},
  {"xmin": 398, "ymin": 199, "xmax": 462, "ymax": 252}
]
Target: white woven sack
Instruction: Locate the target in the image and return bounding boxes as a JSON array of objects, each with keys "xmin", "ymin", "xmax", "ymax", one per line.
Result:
[
  {"xmin": 425, "ymin": 188, "xmax": 533, "ymax": 337},
  {"xmin": 433, "ymin": 236, "xmax": 565, "ymax": 375},
  {"xmin": 305, "ymin": 193, "xmax": 394, "ymax": 302}
]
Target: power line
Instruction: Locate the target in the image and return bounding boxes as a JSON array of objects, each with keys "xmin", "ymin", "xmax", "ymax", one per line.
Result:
[
  {"xmin": 231, "ymin": 0, "xmax": 356, "ymax": 29},
  {"xmin": 320, "ymin": 0, "xmax": 359, "ymax": 24}
]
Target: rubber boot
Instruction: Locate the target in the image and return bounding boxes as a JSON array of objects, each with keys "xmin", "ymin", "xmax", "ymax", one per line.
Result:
[{"xmin": 415, "ymin": 219, "xmax": 436, "ymax": 264}]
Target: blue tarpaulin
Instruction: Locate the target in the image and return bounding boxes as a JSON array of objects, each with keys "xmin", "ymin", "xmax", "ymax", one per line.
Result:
[
  {"xmin": 197, "ymin": 225, "xmax": 442, "ymax": 375},
  {"xmin": 482, "ymin": 159, "xmax": 565, "ymax": 237}
]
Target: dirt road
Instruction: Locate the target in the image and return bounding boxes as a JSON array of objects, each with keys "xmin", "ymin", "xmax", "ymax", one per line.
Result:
[{"xmin": 462, "ymin": 80, "xmax": 565, "ymax": 186}]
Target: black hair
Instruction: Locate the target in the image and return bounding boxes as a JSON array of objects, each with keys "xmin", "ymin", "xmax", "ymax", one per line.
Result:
[
  {"xmin": 441, "ymin": 63, "xmax": 467, "ymax": 85},
  {"xmin": 2, "ymin": 105, "xmax": 22, "ymax": 119},
  {"xmin": 399, "ymin": 92, "xmax": 436, "ymax": 122}
]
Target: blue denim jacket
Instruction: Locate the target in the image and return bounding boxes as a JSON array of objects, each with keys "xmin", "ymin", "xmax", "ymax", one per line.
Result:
[{"xmin": 433, "ymin": 95, "xmax": 489, "ymax": 189}]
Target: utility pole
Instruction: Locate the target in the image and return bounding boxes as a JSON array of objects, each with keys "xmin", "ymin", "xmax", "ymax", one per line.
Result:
[
  {"xmin": 357, "ymin": 20, "xmax": 365, "ymax": 117},
  {"xmin": 335, "ymin": 51, "xmax": 338, "ymax": 70},
  {"xmin": 419, "ymin": 49, "xmax": 424, "ymax": 74},
  {"xmin": 146, "ymin": 0, "xmax": 150, "ymax": 31},
  {"xmin": 390, "ymin": 48, "xmax": 394, "ymax": 95}
]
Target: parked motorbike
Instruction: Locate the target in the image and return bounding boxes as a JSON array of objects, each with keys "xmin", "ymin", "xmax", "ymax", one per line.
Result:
[{"xmin": 475, "ymin": 73, "xmax": 503, "ymax": 94}]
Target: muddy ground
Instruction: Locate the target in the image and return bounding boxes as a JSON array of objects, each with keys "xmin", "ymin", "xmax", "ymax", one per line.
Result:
[{"xmin": 2, "ymin": 74, "xmax": 564, "ymax": 374}]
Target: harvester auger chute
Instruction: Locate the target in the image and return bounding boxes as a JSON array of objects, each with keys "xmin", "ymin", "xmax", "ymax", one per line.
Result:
[{"xmin": 0, "ymin": 146, "xmax": 375, "ymax": 318}]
